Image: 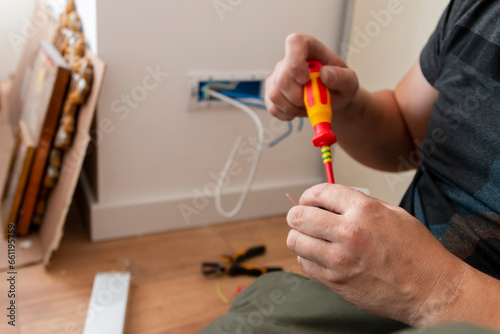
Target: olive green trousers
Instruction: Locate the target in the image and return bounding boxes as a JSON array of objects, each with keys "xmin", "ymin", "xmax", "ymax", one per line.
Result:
[{"xmin": 200, "ymin": 272, "xmax": 497, "ymax": 334}]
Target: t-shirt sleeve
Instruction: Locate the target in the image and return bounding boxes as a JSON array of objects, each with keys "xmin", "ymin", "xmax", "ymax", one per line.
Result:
[{"xmin": 420, "ymin": 3, "xmax": 453, "ymax": 86}]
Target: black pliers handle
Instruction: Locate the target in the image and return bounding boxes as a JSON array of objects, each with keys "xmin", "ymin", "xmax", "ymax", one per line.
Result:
[{"xmin": 202, "ymin": 246, "xmax": 283, "ymax": 277}]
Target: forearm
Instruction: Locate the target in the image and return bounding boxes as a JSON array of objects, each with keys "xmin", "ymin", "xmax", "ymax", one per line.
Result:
[
  {"xmin": 333, "ymin": 87, "xmax": 417, "ymax": 172},
  {"xmin": 430, "ymin": 265, "xmax": 500, "ymax": 331}
]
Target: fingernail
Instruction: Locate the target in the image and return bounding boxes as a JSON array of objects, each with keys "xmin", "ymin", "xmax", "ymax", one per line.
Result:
[{"xmin": 322, "ymin": 67, "xmax": 336, "ymax": 86}]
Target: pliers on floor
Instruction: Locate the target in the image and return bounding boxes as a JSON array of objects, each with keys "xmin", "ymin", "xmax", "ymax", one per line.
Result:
[{"xmin": 202, "ymin": 246, "xmax": 282, "ymax": 277}]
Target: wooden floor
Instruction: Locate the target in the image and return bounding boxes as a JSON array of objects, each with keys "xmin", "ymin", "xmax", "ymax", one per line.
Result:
[
  {"xmin": 0, "ymin": 89, "xmax": 302, "ymax": 333},
  {"xmin": 0, "ymin": 204, "xmax": 301, "ymax": 334}
]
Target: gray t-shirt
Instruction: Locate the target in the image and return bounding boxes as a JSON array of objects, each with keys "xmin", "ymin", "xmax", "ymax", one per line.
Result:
[{"xmin": 400, "ymin": 0, "xmax": 500, "ymax": 279}]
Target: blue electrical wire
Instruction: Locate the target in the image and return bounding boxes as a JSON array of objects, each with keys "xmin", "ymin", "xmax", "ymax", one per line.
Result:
[
  {"xmin": 298, "ymin": 117, "xmax": 304, "ymax": 131},
  {"xmin": 217, "ymin": 92, "xmax": 303, "ymax": 132},
  {"xmin": 205, "ymin": 88, "xmax": 304, "ymax": 148},
  {"xmin": 235, "ymin": 100, "xmax": 267, "ymax": 110},
  {"xmin": 268, "ymin": 121, "xmax": 294, "ymax": 148},
  {"xmin": 226, "ymin": 94, "xmax": 296, "ymax": 148},
  {"xmin": 219, "ymin": 91, "xmax": 265, "ymax": 101}
]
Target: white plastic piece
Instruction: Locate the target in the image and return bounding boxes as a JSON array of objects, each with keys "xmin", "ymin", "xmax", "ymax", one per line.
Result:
[
  {"xmin": 19, "ymin": 240, "xmax": 33, "ymax": 249},
  {"xmin": 83, "ymin": 272, "xmax": 131, "ymax": 334},
  {"xmin": 352, "ymin": 187, "xmax": 370, "ymax": 196},
  {"xmin": 209, "ymin": 90, "xmax": 264, "ymax": 218}
]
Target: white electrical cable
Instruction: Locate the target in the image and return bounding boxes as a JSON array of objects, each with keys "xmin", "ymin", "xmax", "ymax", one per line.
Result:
[{"xmin": 208, "ymin": 89, "xmax": 265, "ymax": 218}]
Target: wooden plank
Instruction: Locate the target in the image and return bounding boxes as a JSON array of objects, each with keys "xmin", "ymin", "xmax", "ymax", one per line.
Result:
[
  {"xmin": 1, "ymin": 121, "xmax": 36, "ymax": 235},
  {"xmin": 17, "ymin": 40, "xmax": 71, "ymax": 236}
]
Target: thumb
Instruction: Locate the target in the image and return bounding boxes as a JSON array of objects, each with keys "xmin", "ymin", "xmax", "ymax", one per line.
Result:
[
  {"xmin": 320, "ymin": 66, "xmax": 338, "ymax": 89},
  {"xmin": 320, "ymin": 65, "xmax": 359, "ymax": 98}
]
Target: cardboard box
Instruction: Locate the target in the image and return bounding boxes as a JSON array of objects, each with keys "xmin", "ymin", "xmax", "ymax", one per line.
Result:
[{"xmin": 0, "ymin": 1, "xmax": 106, "ymax": 270}]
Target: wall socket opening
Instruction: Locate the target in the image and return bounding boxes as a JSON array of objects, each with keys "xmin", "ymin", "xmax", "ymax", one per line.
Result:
[{"xmin": 188, "ymin": 71, "xmax": 269, "ymax": 109}]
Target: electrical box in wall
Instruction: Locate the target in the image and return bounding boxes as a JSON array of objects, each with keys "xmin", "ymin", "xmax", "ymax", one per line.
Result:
[{"xmin": 188, "ymin": 71, "xmax": 270, "ymax": 109}]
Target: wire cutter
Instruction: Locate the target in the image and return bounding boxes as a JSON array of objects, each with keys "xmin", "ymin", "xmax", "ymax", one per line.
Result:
[{"xmin": 202, "ymin": 246, "xmax": 282, "ymax": 277}]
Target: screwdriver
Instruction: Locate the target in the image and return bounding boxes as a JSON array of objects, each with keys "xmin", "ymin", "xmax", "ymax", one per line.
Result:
[{"xmin": 304, "ymin": 60, "xmax": 337, "ymax": 184}]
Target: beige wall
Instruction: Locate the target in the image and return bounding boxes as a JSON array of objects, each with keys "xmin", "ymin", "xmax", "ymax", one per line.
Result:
[
  {"xmin": 334, "ymin": 0, "xmax": 450, "ymax": 205},
  {"xmin": 0, "ymin": 1, "xmax": 95, "ymax": 80},
  {"xmin": 0, "ymin": 0, "xmax": 36, "ymax": 80},
  {"xmin": 82, "ymin": 0, "xmax": 356, "ymax": 240}
]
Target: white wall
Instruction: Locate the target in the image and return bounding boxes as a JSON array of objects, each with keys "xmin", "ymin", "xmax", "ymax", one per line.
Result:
[
  {"xmin": 94, "ymin": 0, "xmax": 348, "ymax": 206},
  {"xmin": 82, "ymin": 0, "xmax": 352, "ymax": 239},
  {"xmin": 334, "ymin": 0, "xmax": 450, "ymax": 205},
  {"xmin": 0, "ymin": 0, "xmax": 97, "ymax": 78},
  {"xmin": 0, "ymin": 0, "xmax": 36, "ymax": 80},
  {"xmin": 74, "ymin": 0, "xmax": 97, "ymax": 53}
]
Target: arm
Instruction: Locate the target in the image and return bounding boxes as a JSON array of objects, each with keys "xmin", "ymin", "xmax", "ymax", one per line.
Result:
[
  {"xmin": 433, "ymin": 265, "xmax": 500, "ymax": 330},
  {"xmin": 265, "ymin": 34, "xmax": 439, "ymax": 172}
]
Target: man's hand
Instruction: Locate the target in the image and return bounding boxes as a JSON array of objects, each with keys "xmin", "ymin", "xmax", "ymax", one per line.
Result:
[
  {"xmin": 286, "ymin": 183, "xmax": 468, "ymax": 326},
  {"xmin": 265, "ymin": 34, "xmax": 439, "ymax": 172},
  {"xmin": 265, "ymin": 34, "xmax": 360, "ymax": 121}
]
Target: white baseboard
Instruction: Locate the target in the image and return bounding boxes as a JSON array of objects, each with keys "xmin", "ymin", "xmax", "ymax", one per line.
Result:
[{"xmin": 80, "ymin": 173, "xmax": 322, "ymax": 242}]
